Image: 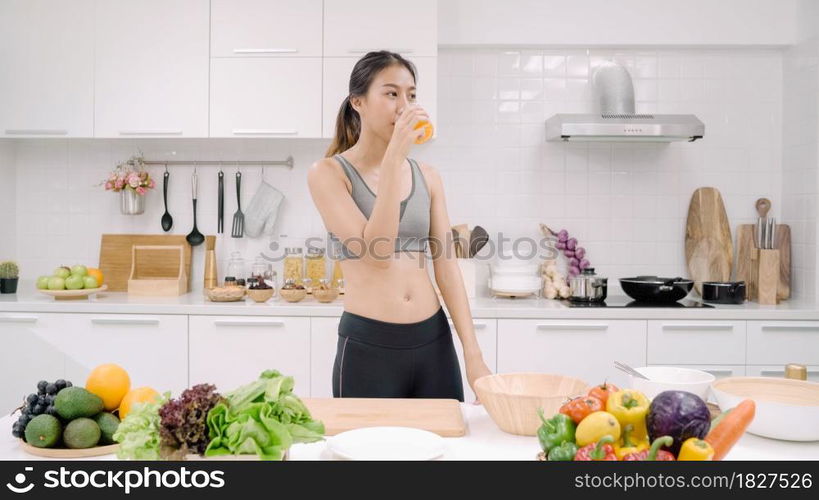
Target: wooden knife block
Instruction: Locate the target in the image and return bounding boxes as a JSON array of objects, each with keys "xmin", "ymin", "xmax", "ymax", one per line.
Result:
[
  {"xmin": 736, "ymin": 223, "xmax": 790, "ymax": 304},
  {"xmin": 750, "ymin": 248, "xmax": 780, "ymax": 305}
]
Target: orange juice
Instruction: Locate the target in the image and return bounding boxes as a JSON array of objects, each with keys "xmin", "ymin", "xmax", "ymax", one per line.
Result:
[{"xmin": 414, "ymin": 120, "xmax": 434, "ymax": 144}]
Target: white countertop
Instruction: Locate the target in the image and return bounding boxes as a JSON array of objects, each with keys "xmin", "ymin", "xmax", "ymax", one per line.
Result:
[
  {"xmin": 1, "ymin": 404, "xmax": 817, "ymax": 461},
  {"xmin": 1, "ymin": 283, "xmax": 818, "ymax": 320}
]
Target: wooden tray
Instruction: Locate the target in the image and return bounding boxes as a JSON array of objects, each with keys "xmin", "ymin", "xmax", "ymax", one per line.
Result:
[
  {"xmin": 99, "ymin": 234, "xmax": 192, "ymax": 292},
  {"xmin": 19, "ymin": 439, "xmax": 118, "ymax": 458},
  {"xmin": 302, "ymin": 397, "xmax": 466, "ymax": 437},
  {"xmin": 38, "ymin": 285, "xmax": 108, "ymax": 300}
]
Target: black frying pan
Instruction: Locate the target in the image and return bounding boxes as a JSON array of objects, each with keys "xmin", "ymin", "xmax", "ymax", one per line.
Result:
[{"xmin": 619, "ymin": 276, "xmax": 694, "ymax": 303}]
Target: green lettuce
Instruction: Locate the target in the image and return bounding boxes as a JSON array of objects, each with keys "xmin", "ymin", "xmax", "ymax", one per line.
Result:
[{"xmin": 112, "ymin": 392, "xmax": 170, "ymax": 460}]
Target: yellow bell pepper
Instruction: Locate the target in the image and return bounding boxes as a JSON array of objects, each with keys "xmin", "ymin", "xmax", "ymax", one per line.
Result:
[
  {"xmin": 606, "ymin": 389, "xmax": 650, "ymax": 442},
  {"xmin": 614, "ymin": 423, "xmax": 650, "ymax": 460},
  {"xmin": 678, "ymin": 438, "xmax": 715, "ymax": 461}
]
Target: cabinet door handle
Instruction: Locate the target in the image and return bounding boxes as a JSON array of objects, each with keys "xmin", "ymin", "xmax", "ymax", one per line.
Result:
[
  {"xmin": 761, "ymin": 325, "xmax": 819, "ymax": 332},
  {"xmin": 449, "ymin": 321, "xmax": 487, "ymax": 329},
  {"xmin": 118, "ymin": 130, "xmax": 183, "ymax": 136},
  {"xmin": 0, "ymin": 315, "xmax": 38, "ymax": 323},
  {"xmin": 661, "ymin": 324, "xmax": 734, "ymax": 331},
  {"xmin": 536, "ymin": 323, "xmax": 608, "ymax": 331},
  {"xmin": 213, "ymin": 320, "xmax": 285, "ymax": 327},
  {"xmin": 233, "ymin": 48, "xmax": 298, "ymax": 54},
  {"xmin": 5, "ymin": 129, "xmax": 68, "ymax": 136},
  {"xmin": 347, "ymin": 48, "xmax": 414, "ymax": 54},
  {"xmin": 90, "ymin": 318, "xmax": 160, "ymax": 326},
  {"xmin": 231, "ymin": 129, "xmax": 298, "ymax": 136}
]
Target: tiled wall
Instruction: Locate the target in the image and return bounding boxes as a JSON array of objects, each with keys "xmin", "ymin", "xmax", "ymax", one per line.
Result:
[
  {"xmin": 0, "ymin": 142, "xmax": 16, "ymax": 259},
  {"xmin": 783, "ymin": 32, "xmax": 819, "ymax": 298},
  {"xmin": 5, "ymin": 47, "xmax": 804, "ymax": 297}
]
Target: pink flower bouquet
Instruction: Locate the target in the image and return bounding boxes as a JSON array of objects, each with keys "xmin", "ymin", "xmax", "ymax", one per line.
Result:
[{"xmin": 102, "ymin": 155, "xmax": 155, "ymax": 195}]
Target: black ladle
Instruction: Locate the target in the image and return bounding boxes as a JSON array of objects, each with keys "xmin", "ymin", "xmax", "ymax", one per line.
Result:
[
  {"xmin": 160, "ymin": 168, "xmax": 173, "ymax": 232},
  {"xmin": 186, "ymin": 170, "xmax": 204, "ymax": 246}
]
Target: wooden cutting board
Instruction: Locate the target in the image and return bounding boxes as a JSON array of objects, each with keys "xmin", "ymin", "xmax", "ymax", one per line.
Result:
[
  {"xmin": 301, "ymin": 398, "xmax": 466, "ymax": 437},
  {"xmin": 685, "ymin": 188, "xmax": 733, "ymax": 295},
  {"xmin": 99, "ymin": 234, "xmax": 192, "ymax": 292},
  {"xmin": 736, "ymin": 223, "xmax": 791, "ymax": 300}
]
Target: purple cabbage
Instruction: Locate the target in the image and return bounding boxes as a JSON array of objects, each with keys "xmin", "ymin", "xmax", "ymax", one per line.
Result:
[{"xmin": 646, "ymin": 390, "xmax": 711, "ymax": 456}]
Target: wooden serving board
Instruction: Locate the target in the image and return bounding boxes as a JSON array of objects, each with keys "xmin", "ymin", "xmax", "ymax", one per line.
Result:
[
  {"xmin": 301, "ymin": 398, "xmax": 466, "ymax": 437},
  {"xmin": 19, "ymin": 439, "xmax": 118, "ymax": 458},
  {"xmin": 685, "ymin": 188, "xmax": 733, "ymax": 295},
  {"xmin": 99, "ymin": 234, "xmax": 192, "ymax": 292},
  {"xmin": 735, "ymin": 223, "xmax": 791, "ymax": 300}
]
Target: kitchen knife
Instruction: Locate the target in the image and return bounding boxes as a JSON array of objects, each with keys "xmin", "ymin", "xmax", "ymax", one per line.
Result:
[{"xmin": 771, "ymin": 217, "xmax": 777, "ymax": 249}]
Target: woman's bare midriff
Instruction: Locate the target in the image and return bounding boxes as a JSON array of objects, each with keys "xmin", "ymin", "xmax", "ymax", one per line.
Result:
[{"xmin": 339, "ymin": 251, "xmax": 442, "ymax": 323}]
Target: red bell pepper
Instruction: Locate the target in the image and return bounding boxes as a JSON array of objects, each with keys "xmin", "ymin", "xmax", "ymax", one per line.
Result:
[
  {"xmin": 574, "ymin": 435, "xmax": 617, "ymax": 461},
  {"xmin": 623, "ymin": 436, "xmax": 676, "ymax": 461}
]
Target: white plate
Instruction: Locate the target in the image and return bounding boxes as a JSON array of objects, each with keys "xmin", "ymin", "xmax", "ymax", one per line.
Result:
[{"xmin": 326, "ymin": 426, "xmax": 446, "ymax": 461}]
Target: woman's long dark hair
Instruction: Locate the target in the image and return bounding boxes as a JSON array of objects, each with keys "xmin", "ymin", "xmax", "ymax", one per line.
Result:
[{"xmin": 325, "ymin": 51, "xmax": 417, "ymax": 157}]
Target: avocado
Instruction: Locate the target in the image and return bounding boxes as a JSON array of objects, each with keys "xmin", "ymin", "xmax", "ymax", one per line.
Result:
[
  {"xmin": 63, "ymin": 418, "xmax": 101, "ymax": 449},
  {"xmin": 93, "ymin": 412, "xmax": 120, "ymax": 445},
  {"xmin": 24, "ymin": 414, "xmax": 62, "ymax": 448},
  {"xmin": 54, "ymin": 387, "xmax": 104, "ymax": 420}
]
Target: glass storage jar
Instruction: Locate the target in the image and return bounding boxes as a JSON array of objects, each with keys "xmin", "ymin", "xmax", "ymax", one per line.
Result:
[{"xmin": 283, "ymin": 247, "xmax": 304, "ymax": 286}]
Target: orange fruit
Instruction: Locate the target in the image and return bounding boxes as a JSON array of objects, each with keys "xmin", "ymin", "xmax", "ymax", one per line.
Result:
[
  {"xmin": 85, "ymin": 363, "xmax": 131, "ymax": 411},
  {"xmin": 414, "ymin": 120, "xmax": 434, "ymax": 144},
  {"xmin": 87, "ymin": 268, "xmax": 104, "ymax": 286},
  {"xmin": 118, "ymin": 387, "xmax": 160, "ymax": 420}
]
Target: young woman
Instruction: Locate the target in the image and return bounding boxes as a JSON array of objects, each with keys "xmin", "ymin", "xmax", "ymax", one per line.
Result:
[{"xmin": 307, "ymin": 51, "xmax": 492, "ymax": 402}]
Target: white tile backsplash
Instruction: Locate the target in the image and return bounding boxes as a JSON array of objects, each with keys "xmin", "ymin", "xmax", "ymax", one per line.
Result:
[{"xmin": 5, "ymin": 46, "xmax": 816, "ymax": 299}]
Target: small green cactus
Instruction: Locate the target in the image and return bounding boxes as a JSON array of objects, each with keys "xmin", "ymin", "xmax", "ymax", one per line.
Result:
[{"xmin": 0, "ymin": 261, "xmax": 19, "ymax": 279}]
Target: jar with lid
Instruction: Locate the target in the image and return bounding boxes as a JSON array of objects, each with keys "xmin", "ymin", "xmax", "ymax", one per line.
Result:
[
  {"xmin": 225, "ymin": 251, "xmax": 246, "ymax": 284},
  {"xmin": 332, "ymin": 259, "xmax": 344, "ymax": 293},
  {"xmin": 305, "ymin": 248, "xmax": 326, "ymax": 293},
  {"xmin": 283, "ymin": 247, "xmax": 304, "ymax": 286},
  {"xmin": 251, "ymin": 255, "xmax": 269, "ymax": 281}
]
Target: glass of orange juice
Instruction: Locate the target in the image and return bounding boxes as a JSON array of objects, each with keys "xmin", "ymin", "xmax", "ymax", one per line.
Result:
[{"xmin": 413, "ymin": 120, "xmax": 434, "ymax": 144}]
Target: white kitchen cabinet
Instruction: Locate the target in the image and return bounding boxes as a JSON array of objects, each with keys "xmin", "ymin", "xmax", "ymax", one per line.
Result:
[
  {"xmin": 211, "ymin": 0, "xmax": 322, "ymax": 58},
  {"xmin": 323, "ymin": 0, "xmax": 437, "ymax": 57},
  {"xmin": 747, "ymin": 321, "xmax": 819, "ymax": 366},
  {"xmin": 189, "ymin": 316, "xmax": 311, "ymax": 396},
  {"xmin": 322, "ymin": 57, "xmax": 437, "ymax": 138},
  {"xmin": 0, "ymin": 0, "xmax": 94, "ymax": 137},
  {"xmin": 0, "ymin": 313, "xmax": 188, "ymax": 414},
  {"xmin": 310, "ymin": 316, "xmax": 496, "ymax": 402},
  {"xmin": 94, "ymin": 0, "xmax": 209, "ymax": 137},
  {"xmin": 647, "ymin": 320, "xmax": 746, "ymax": 365},
  {"xmin": 210, "ymin": 58, "xmax": 322, "ymax": 138},
  {"xmin": 497, "ymin": 320, "xmax": 647, "ymax": 389},
  {"xmin": 746, "ymin": 365, "xmax": 819, "ymax": 383}
]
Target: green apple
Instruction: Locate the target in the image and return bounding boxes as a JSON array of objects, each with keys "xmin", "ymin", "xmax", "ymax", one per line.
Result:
[
  {"xmin": 53, "ymin": 267, "xmax": 70, "ymax": 279},
  {"xmin": 70, "ymin": 265, "xmax": 88, "ymax": 277},
  {"xmin": 65, "ymin": 275, "xmax": 84, "ymax": 290},
  {"xmin": 36, "ymin": 276, "xmax": 50, "ymax": 290},
  {"xmin": 47, "ymin": 276, "xmax": 65, "ymax": 290},
  {"xmin": 82, "ymin": 276, "xmax": 98, "ymax": 289}
]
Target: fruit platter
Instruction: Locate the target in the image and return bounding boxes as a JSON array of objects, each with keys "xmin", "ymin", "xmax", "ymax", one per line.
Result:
[{"xmin": 37, "ymin": 264, "xmax": 107, "ymax": 300}]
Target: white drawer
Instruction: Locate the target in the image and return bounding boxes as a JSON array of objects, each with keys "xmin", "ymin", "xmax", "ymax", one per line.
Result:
[
  {"xmin": 647, "ymin": 320, "xmax": 746, "ymax": 365},
  {"xmin": 747, "ymin": 321, "xmax": 819, "ymax": 365},
  {"xmin": 746, "ymin": 365, "xmax": 819, "ymax": 382}
]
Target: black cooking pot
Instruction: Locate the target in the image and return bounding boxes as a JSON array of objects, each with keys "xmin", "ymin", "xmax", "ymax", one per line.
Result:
[
  {"xmin": 702, "ymin": 281, "xmax": 746, "ymax": 304},
  {"xmin": 619, "ymin": 276, "xmax": 694, "ymax": 303}
]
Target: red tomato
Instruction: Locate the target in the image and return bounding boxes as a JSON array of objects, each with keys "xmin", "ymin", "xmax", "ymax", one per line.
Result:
[{"xmin": 588, "ymin": 382, "xmax": 619, "ymax": 406}]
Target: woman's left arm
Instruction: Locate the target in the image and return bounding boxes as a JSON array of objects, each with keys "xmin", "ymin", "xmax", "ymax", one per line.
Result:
[{"xmin": 422, "ymin": 162, "xmax": 492, "ymax": 402}]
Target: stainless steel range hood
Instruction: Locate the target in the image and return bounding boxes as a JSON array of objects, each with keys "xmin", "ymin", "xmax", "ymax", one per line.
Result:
[{"xmin": 545, "ymin": 62, "xmax": 704, "ymax": 143}]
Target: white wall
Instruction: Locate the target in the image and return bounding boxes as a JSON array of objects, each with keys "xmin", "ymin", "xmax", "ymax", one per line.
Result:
[
  {"xmin": 439, "ymin": 0, "xmax": 799, "ymax": 47},
  {"xmin": 0, "ymin": 141, "xmax": 15, "ymax": 260},
  {"xmin": 7, "ymin": 47, "xmax": 788, "ymax": 296}
]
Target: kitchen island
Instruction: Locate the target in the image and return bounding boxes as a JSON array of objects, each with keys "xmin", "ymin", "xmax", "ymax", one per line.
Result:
[{"xmin": 1, "ymin": 403, "xmax": 817, "ymax": 461}]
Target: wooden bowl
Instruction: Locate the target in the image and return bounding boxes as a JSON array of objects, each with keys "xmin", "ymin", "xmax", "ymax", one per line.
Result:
[
  {"xmin": 38, "ymin": 285, "xmax": 108, "ymax": 301},
  {"xmin": 19, "ymin": 439, "xmax": 118, "ymax": 458},
  {"xmin": 711, "ymin": 376, "xmax": 819, "ymax": 441},
  {"xmin": 313, "ymin": 288, "xmax": 339, "ymax": 303},
  {"xmin": 246, "ymin": 288, "xmax": 274, "ymax": 303},
  {"xmin": 279, "ymin": 287, "xmax": 307, "ymax": 302},
  {"xmin": 206, "ymin": 286, "xmax": 246, "ymax": 302},
  {"xmin": 474, "ymin": 372, "xmax": 589, "ymax": 436}
]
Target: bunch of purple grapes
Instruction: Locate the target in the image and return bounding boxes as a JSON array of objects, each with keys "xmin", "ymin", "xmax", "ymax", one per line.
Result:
[{"xmin": 554, "ymin": 229, "xmax": 590, "ymax": 276}]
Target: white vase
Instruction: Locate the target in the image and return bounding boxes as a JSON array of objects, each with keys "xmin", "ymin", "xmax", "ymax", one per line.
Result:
[{"xmin": 120, "ymin": 189, "xmax": 145, "ymax": 215}]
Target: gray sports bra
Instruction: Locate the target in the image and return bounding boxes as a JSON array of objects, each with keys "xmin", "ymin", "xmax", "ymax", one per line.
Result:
[{"xmin": 327, "ymin": 154, "xmax": 430, "ymax": 260}]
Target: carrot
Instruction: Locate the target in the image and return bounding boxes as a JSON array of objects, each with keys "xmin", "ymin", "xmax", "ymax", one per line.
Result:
[{"xmin": 705, "ymin": 399, "xmax": 756, "ymax": 460}]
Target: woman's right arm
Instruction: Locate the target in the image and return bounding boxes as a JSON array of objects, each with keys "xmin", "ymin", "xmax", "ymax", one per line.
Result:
[{"xmin": 307, "ymin": 106, "xmax": 428, "ymax": 269}]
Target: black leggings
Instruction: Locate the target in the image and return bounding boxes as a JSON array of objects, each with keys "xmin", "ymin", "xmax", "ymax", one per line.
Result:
[{"xmin": 332, "ymin": 306, "xmax": 465, "ymax": 402}]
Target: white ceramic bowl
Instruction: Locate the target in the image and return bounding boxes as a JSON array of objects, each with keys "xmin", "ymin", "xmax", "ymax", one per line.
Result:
[
  {"xmin": 711, "ymin": 376, "xmax": 819, "ymax": 441},
  {"xmin": 488, "ymin": 275, "xmax": 541, "ymax": 293},
  {"xmin": 628, "ymin": 366, "xmax": 715, "ymax": 401}
]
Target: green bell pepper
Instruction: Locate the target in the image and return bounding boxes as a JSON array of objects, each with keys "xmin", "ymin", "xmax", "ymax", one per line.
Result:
[
  {"xmin": 537, "ymin": 408, "xmax": 576, "ymax": 453},
  {"xmin": 548, "ymin": 441, "xmax": 579, "ymax": 461}
]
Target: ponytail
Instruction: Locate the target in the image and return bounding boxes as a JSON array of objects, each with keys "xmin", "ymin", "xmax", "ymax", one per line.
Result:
[{"xmin": 325, "ymin": 96, "xmax": 361, "ymax": 157}]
